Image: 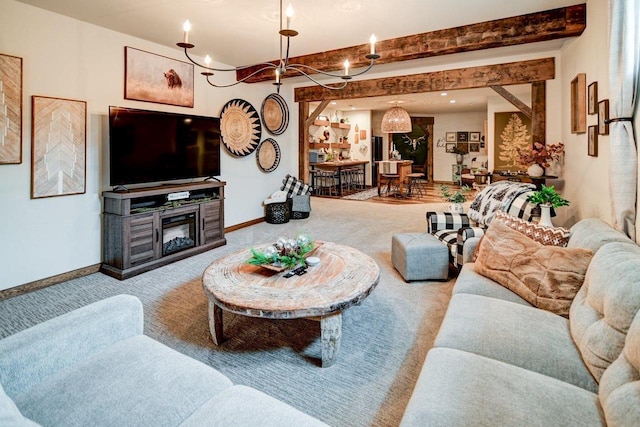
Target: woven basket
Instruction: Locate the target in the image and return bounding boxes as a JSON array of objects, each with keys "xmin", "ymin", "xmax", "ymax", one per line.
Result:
[
  {"xmin": 291, "ymin": 211, "xmax": 310, "ymax": 220},
  {"xmin": 265, "ymin": 201, "xmax": 290, "ymax": 224}
]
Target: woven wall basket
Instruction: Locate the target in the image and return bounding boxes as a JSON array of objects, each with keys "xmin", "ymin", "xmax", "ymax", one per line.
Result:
[
  {"xmin": 256, "ymin": 138, "xmax": 281, "ymax": 173},
  {"xmin": 261, "ymin": 93, "xmax": 289, "ymax": 136},
  {"xmin": 220, "ymin": 99, "xmax": 262, "ymax": 156}
]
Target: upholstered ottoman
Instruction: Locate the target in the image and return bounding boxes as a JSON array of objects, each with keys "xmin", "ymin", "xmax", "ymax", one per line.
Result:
[{"xmin": 392, "ymin": 233, "xmax": 449, "ymax": 281}]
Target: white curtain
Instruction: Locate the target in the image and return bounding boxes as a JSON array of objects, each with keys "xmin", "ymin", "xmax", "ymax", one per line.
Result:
[{"xmin": 609, "ymin": 0, "xmax": 640, "ymax": 241}]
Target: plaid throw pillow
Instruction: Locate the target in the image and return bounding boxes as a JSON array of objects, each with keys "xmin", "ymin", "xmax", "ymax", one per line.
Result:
[
  {"xmin": 493, "ymin": 210, "xmax": 571, "ymax": 247},
  {"xmin": 281, "ymin": 174, "xmax": 312, "ymax": 197}
]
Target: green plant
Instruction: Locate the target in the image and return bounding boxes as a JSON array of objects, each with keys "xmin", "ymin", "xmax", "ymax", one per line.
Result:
[
  {"xmin": 527, "ymin": 184, "xmax": 570, "ymax": 208},
  {"xmin": 439, "ymin": 184, "xmax": 471, "ymax": 203},
  {"xmin": 247, "ymin": 235, "xmax": 315, "ymax": 270}
]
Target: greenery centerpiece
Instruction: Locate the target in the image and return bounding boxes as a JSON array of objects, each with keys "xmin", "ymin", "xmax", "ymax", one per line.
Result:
[
  {"xmin": 247, "ymin": 234, "xmax": 315, "ymax": 271},
  {"xmin": 527, "ymin": 184, "xmax": 569, "ymax": 227}
]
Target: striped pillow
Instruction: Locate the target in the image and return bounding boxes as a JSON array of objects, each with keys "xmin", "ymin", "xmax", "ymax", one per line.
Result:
[{"xmin": 493, "ymin": 210, "xmax": 571, "ymax": 247}]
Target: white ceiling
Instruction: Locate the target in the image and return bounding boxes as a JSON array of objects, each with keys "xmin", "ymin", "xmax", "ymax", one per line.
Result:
[{"xmin": 15, "ymin": 0, "xmax": 579, "ymax": 113}]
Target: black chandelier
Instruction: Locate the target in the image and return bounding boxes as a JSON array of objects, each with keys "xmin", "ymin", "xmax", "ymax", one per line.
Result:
[{"xmin": 176, "ymin": 0, "xmax": 379, "ymax": 91}]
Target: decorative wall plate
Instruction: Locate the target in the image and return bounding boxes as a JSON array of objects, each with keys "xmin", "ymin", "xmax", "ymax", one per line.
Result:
[
  {"xmin": 256, "ymin": 138, "xmax": 281, "ymax": 173},
  {"xmin": 261, "ymin": 93, "xmax": 289, "ymax": 135},
  {"xmin": 220, "ymin": 99, "xmax": 262, "ymax": 156}
]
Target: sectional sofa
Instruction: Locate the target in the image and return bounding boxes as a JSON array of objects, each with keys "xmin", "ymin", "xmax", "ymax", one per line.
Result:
[
  {"xmin": 0, "ymin": 295, "xmax": 327, "ymax": 426},
  {"xmin": 400, "ymin": 218, "xmax": 640, "ymax": 426}
]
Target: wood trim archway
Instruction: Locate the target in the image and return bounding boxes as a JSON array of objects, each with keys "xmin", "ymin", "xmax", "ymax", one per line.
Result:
[{"xmin": 296, "ymin": 58, "xmax": 554, "ymax": 184}]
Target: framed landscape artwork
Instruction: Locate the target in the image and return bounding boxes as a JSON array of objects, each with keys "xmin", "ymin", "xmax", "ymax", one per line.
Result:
[
  {"xmin": 31, "ymin": 96, "xmax": 87, "ymax": 199},
  {"xmin": 0, "ymin": 53, "xmax": 22, "ymax": 164},
  {"xmin": 125, "ymin": 46, "xmax": 194, "ymax": 107}
]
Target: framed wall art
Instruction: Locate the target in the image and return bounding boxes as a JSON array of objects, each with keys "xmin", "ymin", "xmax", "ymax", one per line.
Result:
[
  {"xmin": 31, "ymin": 96, "xmax": 87, "ymax": 199},
  {"xmin": 588, "ymin": 81, "xmax": 598, "ymax": 115},
  {"xmin": 469, "ymin": 132, "xmax": 481, "ymax": 142},
  {"xmin": 445, "ymin": 132, "xmax": 456, "ymax": 142},
  {"xmin": 125, "ymin": 46, "xmax": 194, "ymax": 107},
  {"xmin": 445, "ymin": 143, "xmax": 456, "ymax": 153},
  {"xmin": 0, "ymin": 53, "xmax": 23, "ymax": 164},
  {"xmin": 570, "ymin": 73, "xmax": 586, "ymax": 134},
  {"xmin": 598, "ymin": 99, "xmax": 610, "ymax": 135},
  {"xmin": 456, "ymin": 131, "xmax": 469, "ymax": 142},
  {"xmin": 469, "ymin": 143, "xmax": 480, "ymax": 152},
  {"xmin": 588, "ymin": 125, "xmax": 598, "ymax": 157},
  {"xmin": 494, "ymin": 111, "xmax": 532, "ymax": 171}
]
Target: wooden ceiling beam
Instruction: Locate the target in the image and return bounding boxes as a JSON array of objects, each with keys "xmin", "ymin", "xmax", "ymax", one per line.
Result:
[
  {"xmin": 237, "ymin": 4, "xmax": 584, "ymax": 84},
  {"xmin": 490, "ymin": 86, "xmax": 532, "ymax": 118},
  {"xmin": 294, "ymin": 58, "xmax": 555, "ymax": 103}
]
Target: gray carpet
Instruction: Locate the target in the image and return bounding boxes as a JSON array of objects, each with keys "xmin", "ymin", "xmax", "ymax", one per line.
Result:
[{"xmin": 0, "ymin": 197, "xmax": 454, "ymax": 427}]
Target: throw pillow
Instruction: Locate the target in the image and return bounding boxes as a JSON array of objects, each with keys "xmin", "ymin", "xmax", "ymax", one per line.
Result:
[
  {"xmin": 281, "ymin": 174, "xmax": 312, "ymax": 197},
  {"xmin": 493, "ymin": 210, "xmax": 571, "ymax": 247},
  {"xmin": 474, "ymin": 220, "xmax": 594, "ymax": 317}
]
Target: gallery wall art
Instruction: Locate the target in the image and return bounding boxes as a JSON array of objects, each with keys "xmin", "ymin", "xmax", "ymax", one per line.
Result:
[
  {"xmin": 0, "ymin": 53, "xmax": 23, "ymax": 164},
  {"xmin": 31, "ymin": 96, "xmax": 86, "ymax": 199},
  {"xmin": 125, "ymin": 47, "xmax": 194, "ymax": 107}
]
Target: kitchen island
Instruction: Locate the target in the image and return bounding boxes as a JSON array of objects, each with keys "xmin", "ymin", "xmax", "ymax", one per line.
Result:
[{"xmin": 310, "ymin": 160, "xmax": 369, "ymax": 196}]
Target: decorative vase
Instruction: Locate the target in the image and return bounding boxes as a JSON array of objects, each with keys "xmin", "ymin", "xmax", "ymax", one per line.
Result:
[
  {"xmin": 456, "ymin": 154, "xmax": 464, "ymax": 165},
  {"xmin": 539, "ymin": 204, "xmax": 553, "ymax": 227},
  {"xmin": 449, "ymin": 203, "xmax": 464, "ymax": 214},
  {"xmin": 527, "ymin": 163, "xmax": 544, "ymax": 177}
]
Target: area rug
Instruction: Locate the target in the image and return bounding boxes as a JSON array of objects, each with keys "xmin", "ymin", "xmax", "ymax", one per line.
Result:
[
  {"xmin": 0, "ymin": 198, "xmax": 454, "ymax": 427},
  {"xmin": 341, "ymin": 187, "xmax": 379, "ymax": 200}
]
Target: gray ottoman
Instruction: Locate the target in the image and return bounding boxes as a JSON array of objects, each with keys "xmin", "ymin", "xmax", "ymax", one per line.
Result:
[{"xmin": 392, "ymin": 232, "xmax": 449, "ymax": 281}]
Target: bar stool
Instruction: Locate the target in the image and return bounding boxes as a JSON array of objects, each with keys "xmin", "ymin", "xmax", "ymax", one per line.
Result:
[
  {"xmin": 380, "ymin": 174, "xmax": 400, "ymax": 197},
  {"xmin": 316, "ymin": 170, "xmax": 338, "ymax": 196},
  {"xmin": 406, "ymin": 172, "xmax": 425, "ymax": 197},
  {"xmin": 309, "ymin": 170, "xmax": 320, "ymax": 194}
]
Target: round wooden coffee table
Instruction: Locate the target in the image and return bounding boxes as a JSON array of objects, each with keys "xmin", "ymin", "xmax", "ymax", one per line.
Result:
[{"xmin": 202, "ymin": 241, "xmax": 380, "ymax": 367}]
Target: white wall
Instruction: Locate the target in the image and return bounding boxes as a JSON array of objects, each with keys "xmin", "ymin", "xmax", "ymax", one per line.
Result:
[
  {"xmin": 432, "ymin": 111, "xmax": 487, "ymax": 182},
  {"xmin": 0, "ymin": 0, "xmax": 297, "ymax": 290},
  {"xmin": 557, "ymin": 0, "xmax": 616, "ymax": 229}
]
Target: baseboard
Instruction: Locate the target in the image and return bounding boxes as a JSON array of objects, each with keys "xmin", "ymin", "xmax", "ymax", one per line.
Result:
[
  {"xmin": 225, "ymin": 217, "xmax": 264, "ymax": 233},
  {"xmin": 1, "ymin": 219, "xmax": 263, "ymax": 301},
  {"xmin": 0, "ymin": 264, "xmax": 102, "ymax": 301}
]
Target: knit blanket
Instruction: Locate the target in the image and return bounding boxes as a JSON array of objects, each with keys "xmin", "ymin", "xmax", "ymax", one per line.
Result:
[{"xmin": 468, "ymin": 181, "xmax": 537, "ymax": 227}]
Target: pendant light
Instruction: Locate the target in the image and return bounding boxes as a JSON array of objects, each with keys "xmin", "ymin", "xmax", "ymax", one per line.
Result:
[{"xmin": 381, "ymin": 102, "xmax": 412, "ymax": 133}]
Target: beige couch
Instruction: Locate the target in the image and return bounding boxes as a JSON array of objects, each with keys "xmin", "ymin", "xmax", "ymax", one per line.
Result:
[{"xmin": 401, "ymin": 218, "xmax": 640, "ymax": 426}]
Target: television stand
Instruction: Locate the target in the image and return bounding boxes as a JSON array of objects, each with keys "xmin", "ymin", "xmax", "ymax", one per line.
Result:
[{"xmin": 101, "ymin": 181, "xmax": 226, "ymax": 280}]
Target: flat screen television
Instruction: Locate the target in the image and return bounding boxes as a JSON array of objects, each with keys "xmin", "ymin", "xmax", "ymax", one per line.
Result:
[{"xmin": 108, "ymin": 106, "xmax": 221, "ymax": 187}]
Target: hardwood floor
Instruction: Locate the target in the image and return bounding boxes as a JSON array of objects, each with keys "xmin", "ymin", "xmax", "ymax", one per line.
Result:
[{"xmin": 316, "ymin": 182, "xmax": 476, "ymax": 205}]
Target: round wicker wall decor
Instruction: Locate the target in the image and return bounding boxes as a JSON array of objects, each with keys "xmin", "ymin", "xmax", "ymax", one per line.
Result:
[
  {"xmin": 220, "ymin": 99, "xmax": 262, "ymax": 156},
  {"xmin": 261, "ymin": 93, "xmax": 289, "ymax": 136},
  {"xmin": 256, "ymin": 138, "xmax": 281, "ymax": 173}
]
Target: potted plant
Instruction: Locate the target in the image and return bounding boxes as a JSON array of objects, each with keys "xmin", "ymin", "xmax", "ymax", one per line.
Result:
[
  {"xmin": 451, "ymin": 146, "xmax": 468, "ymax": 165},
  {"xmin": 519, "ymin": 142, "xmax": 565, "ymax": 177},
  {"xmin": 439, "ymin": 184, "xmax": 472, "ymax": 213},
  {"xmin": 527, "ymin": 184, "xmax": 570, "ymax": 227}
]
